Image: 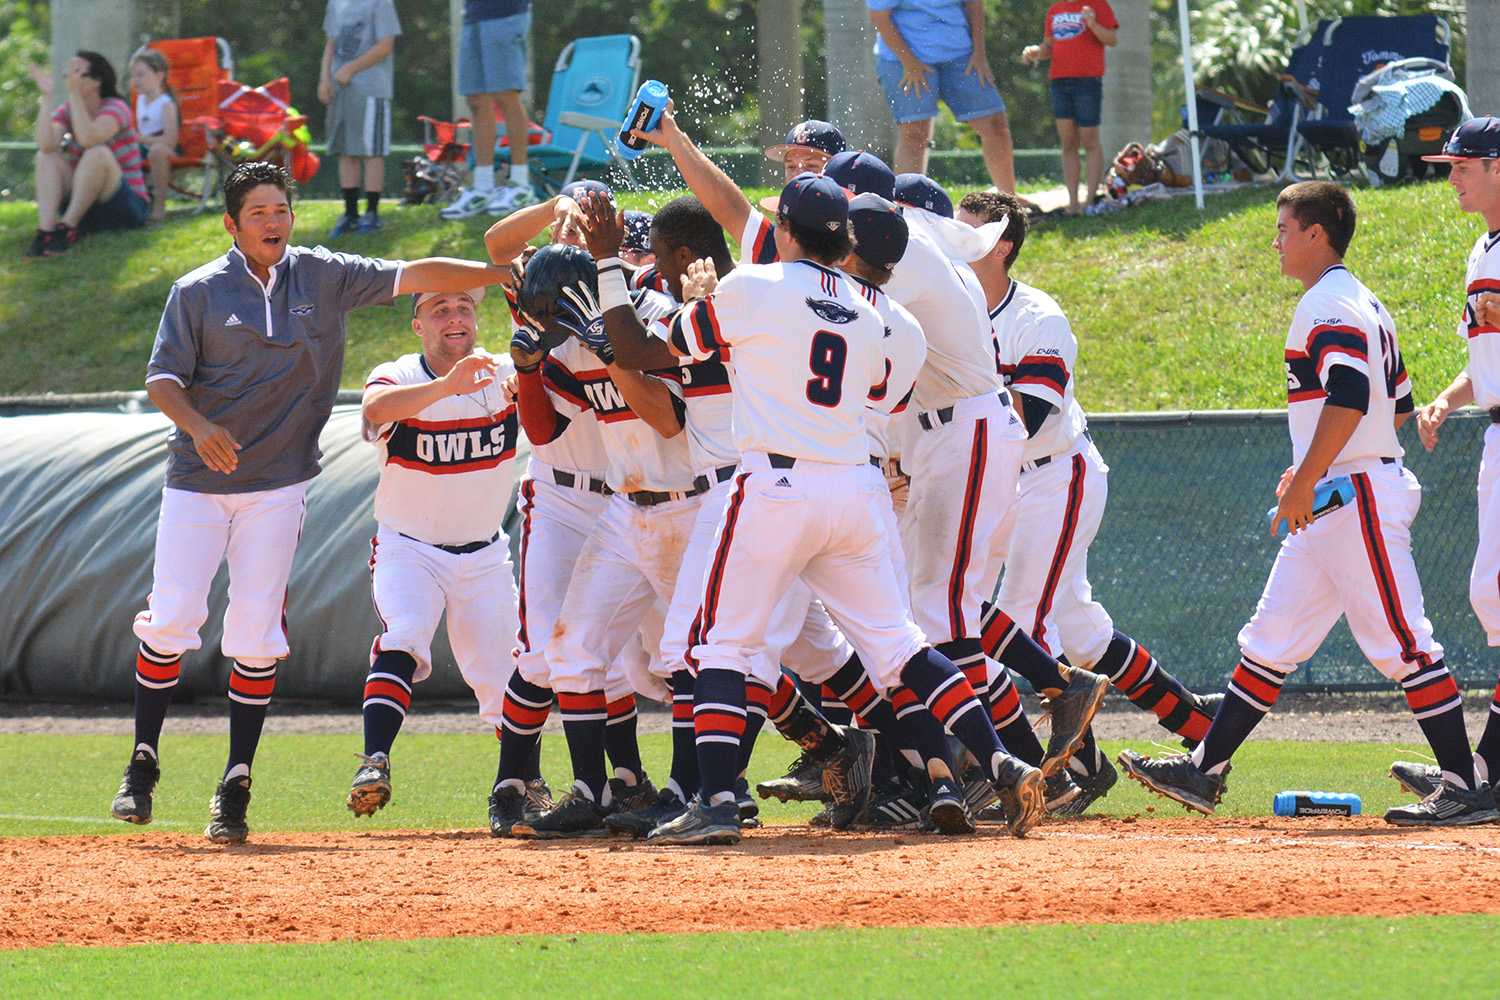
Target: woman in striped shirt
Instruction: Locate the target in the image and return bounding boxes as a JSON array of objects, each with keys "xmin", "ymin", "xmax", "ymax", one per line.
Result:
[{"xmin": 27, "ymin": 51, "xmax": 150, "ymax": 257}]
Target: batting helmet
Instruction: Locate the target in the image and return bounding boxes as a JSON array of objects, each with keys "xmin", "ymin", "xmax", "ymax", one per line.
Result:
[{"xmin": 517, "ymin": 243, "xmax": 598, "ymax": 352}]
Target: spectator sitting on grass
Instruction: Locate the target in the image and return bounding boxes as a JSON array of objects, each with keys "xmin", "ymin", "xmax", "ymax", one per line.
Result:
[
  {"xmin": 26, "ymin": 52, "xmax": 150, "ymax": 258},
  {"xmin": 130, "ymin": 50, "xmax": 179, "ymax": 225},
  {"xmin": 1022, "ymin": 0, "xmax": 1118, "ymax": 215}
]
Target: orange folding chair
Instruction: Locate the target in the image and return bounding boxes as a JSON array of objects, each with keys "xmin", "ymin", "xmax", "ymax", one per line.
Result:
[{"xmin": 129, "ymin": 37, "xmax": 234, "ymax": 211}]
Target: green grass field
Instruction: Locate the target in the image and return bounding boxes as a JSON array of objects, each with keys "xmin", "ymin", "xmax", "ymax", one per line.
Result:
[
  {"xmin": 0, "ymin": 179, "xmax": 1480, "ymax": 410},
  {"xmin": 0, "ymin": 729, "xmax": 1486, "ymax": 996}
]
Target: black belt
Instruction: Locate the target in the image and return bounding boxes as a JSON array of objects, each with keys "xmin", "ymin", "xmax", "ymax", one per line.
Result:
[
  {"xmin": 401, "ymin": 531, "xmax": 499, "ymax": 555},
  {"xmin": 1023, "ymin": 430, "xmax": 1093, "ymax": 473},
  {"xmin": 1381, "ymin": 456, "xmax": 1397, "ymax": 465},
  {"xmin": 552, "ymin": 469, "xmax": 610, "ymax": 495},
  {"xmin": 691, "ymin": 464, "xmax": 739, "ymax": 493},
  {"xmin": 766, "ymin": 453, "xmax": 881, "ymax": 470},
  {"xmin": 625, "ymin": 475, "xmax": 722, "ymax": 507},
  {"xmin": 917, "ymin": 407, "xmax": 954, "ymax": 432},
  {"xmin": 870, "ymin": 455, "xmax": 880, "ymax": 467},
  {"xmin": 1490, "ymin": 406, "xmax": 1500, "ymax": 424}
]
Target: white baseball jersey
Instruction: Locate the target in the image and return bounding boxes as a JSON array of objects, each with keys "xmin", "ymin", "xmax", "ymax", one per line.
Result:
[
  {"xmin": 1283, "ymin": 264, "xmax": 1410, "ymax": 468},
  {"xmin": 364, "ymin": 352, "xmax": 520, "ymax": 546},
  {"xmin": 671, "ymin": 259, "xmax": 888, "ymax": 464},
  {"xmin": 740, "ymin": 212, "xmax": 998, "ymax": 413},
  {"xmin": 851, "ymin": 275, "xmax": 926, "ymax": 458},
  {"xmin": 646, "ymin": 302, "xmax": 740, "ymax": 476},
  {"xmin": 989, "ymin": 279, "xmax": 1090, "ymax": 462},
  {"xmin": 1459, "ymin": 229, "xmax": 1500, "ymax": 408}
]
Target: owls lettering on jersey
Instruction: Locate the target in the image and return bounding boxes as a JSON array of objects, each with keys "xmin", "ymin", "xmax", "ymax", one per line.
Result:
[
  {"xmin": 365, "ymin": 352, "xmax": 519, "ymax": 546},
  {"xmin": 1283, "ymin": 264, "xmax": 1410, "ymax": 468},
  {"xmin": 1459, "ymin": 229, "xmax": 1500, "ymax": 408},
  {"xmin": 989, "ymin": 279, "xmax": 1090, "ymax": 462},
  {"xmin": 543, "ymin": 334, "xmax": 697, "ymax": 493},
  {"xmin": 740, "ymin": 211, "xmax": 997, "ymax": 414},
  {"xmin": 670, "ymin": 259, "xmax": 888, "ymax": 464}
]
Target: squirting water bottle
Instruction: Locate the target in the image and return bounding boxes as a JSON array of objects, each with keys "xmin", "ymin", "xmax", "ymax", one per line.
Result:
[
  {"xmin": 1272, "ymin": 791, "xmax": 1362, "ymax": 817},
  {"xmin": 617, "ymin": 80, "xmax": 670, "ymax": 161}
]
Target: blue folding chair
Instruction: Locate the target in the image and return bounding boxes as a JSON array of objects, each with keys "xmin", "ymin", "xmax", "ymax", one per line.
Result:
[
  {"xmin": 493, "ymin": 34, "xmax": 643, "ymax": 194},
  {"xmin": 1297, "ymin": 15, "xmax": 1450, "ymax": 176},
  {"xmin": 1191, "ymin": 25, "xmax": 1329, "ymax": 181}
]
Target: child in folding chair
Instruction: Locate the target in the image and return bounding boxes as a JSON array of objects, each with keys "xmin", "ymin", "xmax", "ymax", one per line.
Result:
[{"xmin": 130, "ymin": 51, "xmax": 178, "ymax": 225}]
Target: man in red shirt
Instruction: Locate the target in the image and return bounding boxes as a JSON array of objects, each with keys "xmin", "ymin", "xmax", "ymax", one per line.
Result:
[{"xmin": 1023, "ymin": 1, "xmax": 1118, "ymax": 215}]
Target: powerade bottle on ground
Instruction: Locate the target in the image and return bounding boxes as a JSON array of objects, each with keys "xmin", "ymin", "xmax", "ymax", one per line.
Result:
[
  {"xmin": 617, "ymin": 80, "xmax": 669, "ymax": 160},
  {"xmin": 1272, "ymin": 791, "xmax": 1362, "ymax": 817}
]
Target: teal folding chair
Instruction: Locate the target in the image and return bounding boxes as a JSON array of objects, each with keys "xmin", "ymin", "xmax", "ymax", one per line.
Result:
[{"xmin": 495, "ymin": 34, "xmax": 643, "ymax": 194}]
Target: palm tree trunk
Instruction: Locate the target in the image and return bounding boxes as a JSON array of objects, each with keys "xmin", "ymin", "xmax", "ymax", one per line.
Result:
[
  {"xmin": 758, "ymin": 0, "xmax": 805, "ymax": 183},
  {"xmin": 1468, "ymin": 0, "xmax": 1500, "ymax": 116},
  {"xmin": 821, "ymin": 0, "xmax": 895, "ymax": 160}
]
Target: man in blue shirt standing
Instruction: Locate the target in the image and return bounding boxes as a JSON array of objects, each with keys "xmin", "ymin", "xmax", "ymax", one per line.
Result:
[
  {"xmin": 867, "ymin": 0, "xmax": 1016, "ymax": 193},
  {"xmin": 110, "ymin": 162, "xmax": 510, "ymax": 845},
  {"xmin": 443, "ymin": 0, "xmax": 539, "ymax": 219}
]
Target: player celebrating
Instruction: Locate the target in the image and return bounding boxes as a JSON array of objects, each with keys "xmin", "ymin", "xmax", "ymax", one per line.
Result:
[
  {"xmin": 647, "ymin": 174, "xmax": 1046, "ymax": 846},
  {"xmin": 1119, "ymin": 182, "xmax": 1499, "ymax": 827},
  {"xmin": 1388, "ymin": 117, "xmax": 1500, "ymax": 800},
  {"xmin": 109, "ymin": 162, "xmax": 510, "ymax": 844},
  {"xmin": 347, "ymin": 288, "xmax": 520, "ymax": 819},
  {"xmin": 957, "ymin": 189, "xmax": 1218, "ymax": 815}
]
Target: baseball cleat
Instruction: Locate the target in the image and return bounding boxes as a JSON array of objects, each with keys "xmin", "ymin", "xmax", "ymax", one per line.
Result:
[
  {"xmin": 605, "ymin": 787, "xmax": 689, "ymax": 838},
  {"xmin": 1118, "ymin": 749, "xmax": 1227, "ymax": 815},
  {"xmin": 488, "ymin": 784, "xmax": 527, "ymax": 838},
  {"xmin": 646, "ymin": 799, "xmax": 742, "ymax": 846},
  {"xmin": 854, "ymin": 785, "xmax": 926, "ymax": 831},
  {"xmin": 961, "ymin": 768, "xmax": 1000, "ymax": 815},
  {"xmin": 821, "ymin": 726, "xmax": 877, "ymax": 830},
  {"xmin": 1388, "ymin": 761, "xmax": 1442, "ymax": 799},
  {"xmin": 205, "ymin": 775, "xmax": 252, "ymax": 844},
  {"xmin": 1054, "ymin": 752, "xmax": 1119, "ymax": 817},
  {"xmin": 926, "ymin": 778, "xmax": 976, "ymax": 835},
  {"xmin": 607, "ymin": 774, "xmax": 659, "ymax": 816},
  {"xmin": 756, "ymin": 749, "xmax": 831, "ymax": 803},
  {"xmin": 524, "ymin": 778, "xmax": 554, "ymax": 818},
  {"xmin": 1042, "ymin": 670, "xmax": 1111, "ymax": 776},
  {"xmin": 807, "ymin": 805, "xmax": 833, "ymax": 828},
  {"xmin": 346, "ymin": 752, "xmax": 392, "ymax": 817},
  {"xmin": 993, "ymin": 756, "xmax": 1047, "ymax": 837},
  {"xmin": 734, "ymin": 778, "xmax": 762, "ymax": 828},
  {"xmin": 509, "ymin": 789, "xmax": 609, "ymax": 839},
  {"xmin": 1044, "ymin": 769, "xmax": 1083, "ymax": 813},
  {"xmin": 111, "ymin": 749, "xmax": 160, "ymax": 825},
  {"xmin": 1384, "ymin": 781, "xmax": 1500, "ymax": 827}
]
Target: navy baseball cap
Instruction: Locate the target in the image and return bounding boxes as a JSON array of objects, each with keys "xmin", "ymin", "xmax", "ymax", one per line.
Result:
[
  {"xmin": 1423, "ymin": 116, "xmax": 1500, "ymax": 162},
  {"xmin": 849, "ymin": 193, "xmax": 909, "ymax": 271},
  {"xmin": 764, "ymin": 120, "xmax": 848, "ymax": 162},
  {"xmin": 824, "ymin": 150, "xmax": 897, "ymax": 200},
  {"xmin": 560, "ymin": 178, "xmax": 614, "ymax": 202},
  {"xmin": 778, "ymin": 172, "xmax": 849, "ymax": 235},
  {"xmin": 894, "ymin": 173, "xmax": 953, "ymax": 218},
  {"xmin": 622, "ymin": 210, "xmax": 652, "ymax": 252}
]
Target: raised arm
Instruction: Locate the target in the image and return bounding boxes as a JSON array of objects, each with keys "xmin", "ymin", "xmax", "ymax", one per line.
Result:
[
  {"xmin": 629, "ymin": 102, "xmax": 753, "ymax": 239},
  {"xmin": 29, "ymin": 65, "xmax": 61, "ymax": 151},
  {"xmin": 395, "ymin": 257, "xmax": 510, "ymax": 295},
  {"xmin": 578, "ymin": 192, "xmax": 679, "ymax": 371},
  {"xmin": 364, "ymin": 354, "xmax": 498, "ymax": 427},
  {"xmin": 484, "ymin": 195, "xmax": 579, "ymax": 265}
]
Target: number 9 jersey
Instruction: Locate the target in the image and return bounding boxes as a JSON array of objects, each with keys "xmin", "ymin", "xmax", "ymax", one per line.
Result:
[
  {"xmin": 1283, "ymin": 263, "xmax": 1412, "ymax": 468},
  {"xmin": 668, "ymin": 259, "xmax": 890, "ymax": 465}
]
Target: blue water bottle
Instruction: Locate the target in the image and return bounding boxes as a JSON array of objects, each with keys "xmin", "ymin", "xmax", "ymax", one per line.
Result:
[
  {"xmin": 1272, "ymin": 791, "xmax": 1362, "ymax": 817},
  {"xmin": 617, "ymin": 80, "xmax": 669, "ymax": 160}
]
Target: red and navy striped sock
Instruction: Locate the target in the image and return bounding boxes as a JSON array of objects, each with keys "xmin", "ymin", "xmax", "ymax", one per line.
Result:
[
  {"xmin": 225, "ymin": 661, "xmax": 277, "ymax": 777},
  {"xmin": 817, "ymin": 684, "xmax": 854, "ymax": 726},
  {"xmin": 988, "ymin": 669, "xmax": 1044, "ymax": 768},
  {"xmin": 604, "ymin": 693, "xmax": 644, "ymax": 781},
  {"xmin": 361, "ymin": 649, "xmax": 416, "ymax": 756},
  {"xmin": 1093, "ymin": 630, "xmax": 1212, "ymax": 743},
  {"xmin": 1402, "ymin": 660, "xmax": 1476, "ymax": 789},
  {"xmin": 1475, "ymin": 676, "xmax": 1500, "ymax": 786},
  {"xmin": 1192, "ymin": 657, "xmax": 1286, "ymax": 775},
  {"xmin": 769, "ymin": 671, "xmax": 832, "ymax": 747},
  {"xmin": 694, "ymin": 668, "xmax": 746, "ymax": 804},
  {"xmin": 132, "ymin": 643, "xmax": 181, "ymax": 756},
  {"xmin": 979, "ymin": 602, "xmax": 1069, "ymax": 693},
  {"xmin": 889, "ymin": 685, "xmax": 953, "ymax": 772},
  {"xmin": 738, "ymin": 678, "xmax": 774, "ymax": 775},
  {"xmin": 669, "ymin": 669, "xmax": 700, "ymax": 800},
  {"xmin": 899, "ymin": 647, "xmax": 1006, "ymax": 782},
  {"xmin": 497, "ymin": 672, "xmax": 552, "ymax": 788},
  {"xmin": 826, "ymin": 653, "xmax": 901, "ymax": 736},
  {"xmin": 558, "ymin": 690, "xmax": 609, "ymax": 802}
]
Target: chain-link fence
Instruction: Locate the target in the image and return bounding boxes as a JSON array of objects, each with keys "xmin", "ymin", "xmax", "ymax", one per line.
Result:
[{"xmin": 1085, "ymin": 408, "xmax": 1492, "ymax": 691}]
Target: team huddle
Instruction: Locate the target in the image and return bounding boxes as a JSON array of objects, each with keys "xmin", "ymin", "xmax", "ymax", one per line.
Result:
[{"xmin": 108, "ymin": 110, "xmax": 1500, "ymax": 845}]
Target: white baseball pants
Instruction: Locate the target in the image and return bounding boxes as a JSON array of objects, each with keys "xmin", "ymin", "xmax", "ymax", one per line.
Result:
[
  {"xmin": 1469, "ymin": 423, "xmax": 1500, "ymax": 646},
  {"xmin": 133, "ymin": 481, "xmax": 309, "ymax": 669}
]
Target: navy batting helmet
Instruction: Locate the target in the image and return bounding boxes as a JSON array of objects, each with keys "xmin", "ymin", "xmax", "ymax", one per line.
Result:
[{"xmin": 517, "ymin": 243, "xmax": 598, "ymax": 352}]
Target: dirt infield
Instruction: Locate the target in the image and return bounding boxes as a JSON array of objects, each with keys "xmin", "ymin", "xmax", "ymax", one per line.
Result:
[{"xmin": 5, "ymin": 818, "xmax": 1498, "ymax": 949}]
